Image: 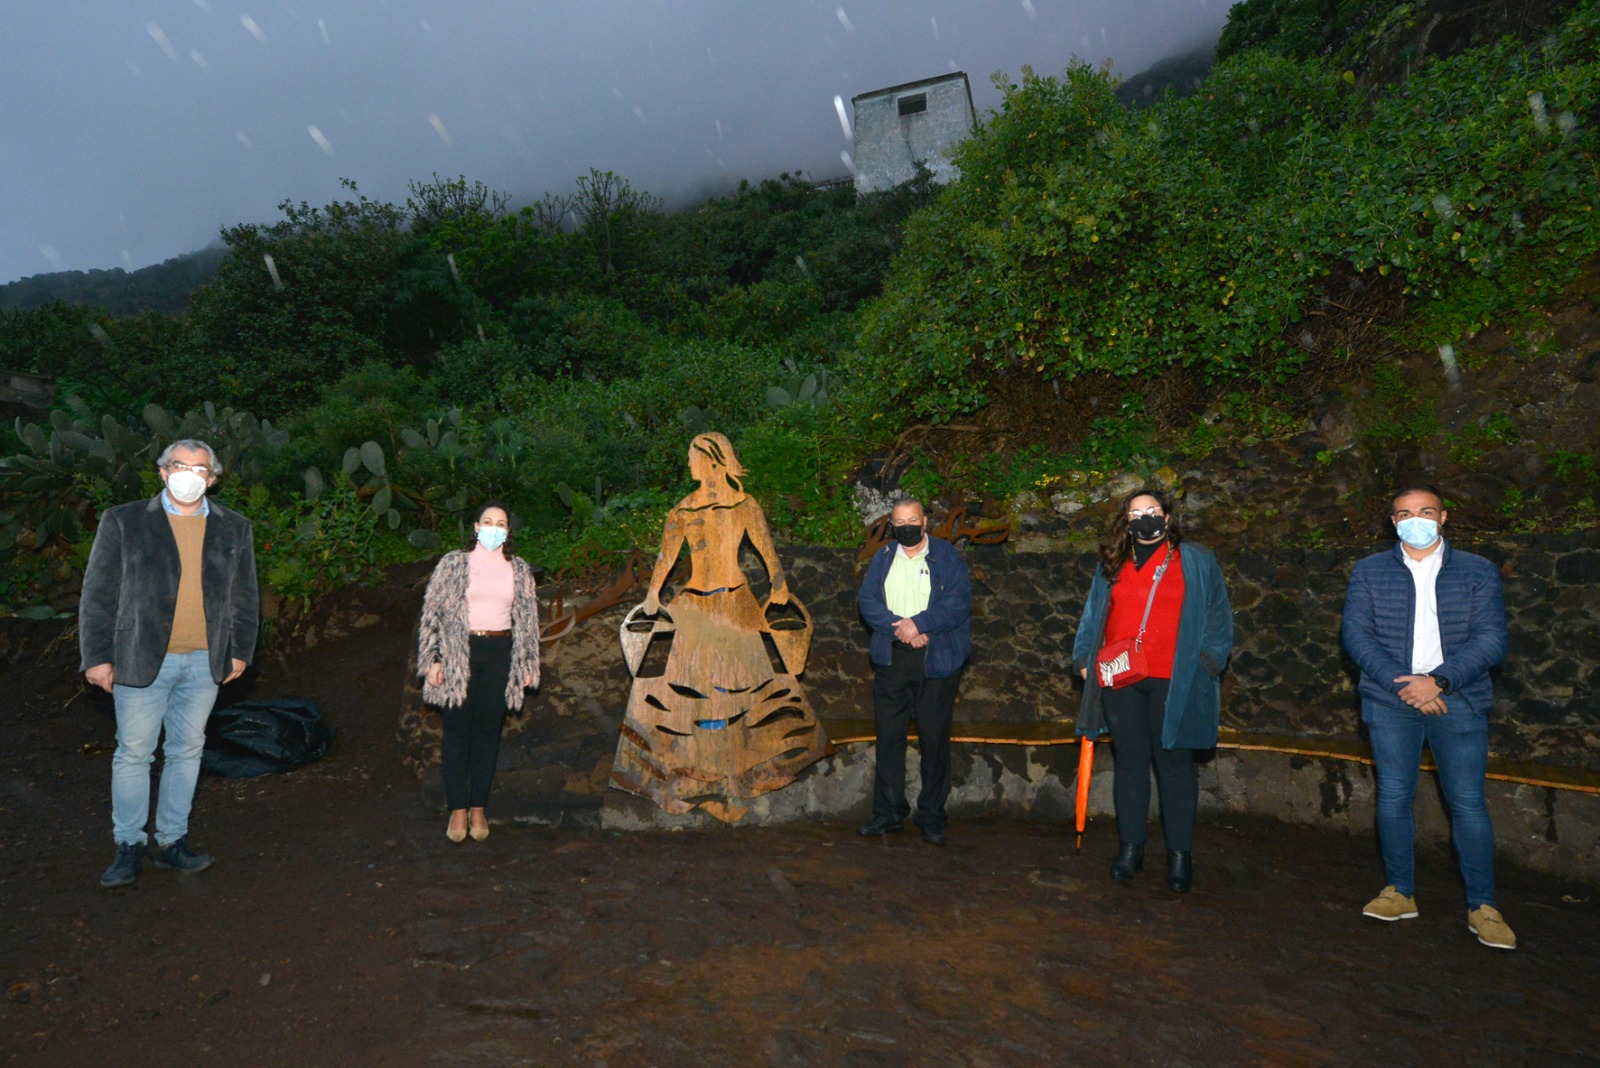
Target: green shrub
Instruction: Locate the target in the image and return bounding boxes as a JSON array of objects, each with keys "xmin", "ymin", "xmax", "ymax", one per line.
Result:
[
  {"xmin": 1223, "ymin": 391, "xmax": 1307, "ymax": 440},
  {"xmin": 243, "ymin": 478, "xmax": 399, "ymax": 613},
  {"xmin": 706, "ymin": 272, "xmax": 825, "ymax": 347},
  {"xmin": 432, "ymin": 336, "xmax": 537, "ymax": 406},
  {"xmin": 274, "ymin": 362, "xmax": 434, "ymax": 470},
  {"xmin": 1, "ymin": 398, "xmax": 286, "ymax": 555},
  {"xmin": 507, "ymin": 292, "xmax": 659, "ymax": 380},
  {"xmin": 1360, "ymin": 364, "xmax": 1439, "ymax": 449},
  {"xmin": 1447, "ymin": 411, "xmax": 1517, "ymax": 465},
  {"xmin": 845, "ymin": 8, "xmax": 1600, "ymax": 435},
  {"xmin": 1550, "ymin": 449, "xmax": 1598, "ymax": 482},
  {"xmin": 185, "ymin": 185, "xmax": 464, "ymax": 415},
  {"xmin": 733, "ymin": 405, "xmax": 861, "ymax": 545}
]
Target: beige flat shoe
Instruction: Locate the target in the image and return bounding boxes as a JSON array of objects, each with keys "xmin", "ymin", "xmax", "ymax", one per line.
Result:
[
  {"xmin": 446, "ymin": 811, "xmax": 468, "ymax": 843},
  {"xmin": 468, "ymin": 810, "xmax": 490, "ymax": 842}
]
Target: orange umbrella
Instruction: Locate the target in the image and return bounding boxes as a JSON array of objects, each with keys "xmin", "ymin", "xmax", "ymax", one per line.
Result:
[{"xmin": 1075, "ymin": 737, "xmax": 1096, "ymax": 853}]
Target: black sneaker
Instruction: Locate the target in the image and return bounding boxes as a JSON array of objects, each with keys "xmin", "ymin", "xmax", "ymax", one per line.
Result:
[
  {"xmin": 150, "ymin": 837, "xmax": 215, "ymax": 874},
  {"xmin": 100, "ymin": 843, "xmax": 144, "ymax": 889}
]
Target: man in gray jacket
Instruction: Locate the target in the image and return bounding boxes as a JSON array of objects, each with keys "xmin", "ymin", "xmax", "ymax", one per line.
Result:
[{"xmin": 80, "ymin": 439, "xmax": 259, "ymax": 889}]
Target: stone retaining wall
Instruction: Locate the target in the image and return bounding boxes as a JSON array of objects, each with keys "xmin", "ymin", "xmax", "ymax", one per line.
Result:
[
  {"xmin": 784, "ymin": 533, "xmax": 1600, "ymax": 768},
  {"xmin": 511, "ymin": 533, "xmax": 1599, "ymax": 883},
  {"xmin": 595, "ymin": 743, "xmax": 1600, "ymax": 885}
]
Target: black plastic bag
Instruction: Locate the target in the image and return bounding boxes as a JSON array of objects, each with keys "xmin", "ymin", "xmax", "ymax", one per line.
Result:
[{"xmin": 201, "ymin": 698, "xmax": 336, "ymax": 778}]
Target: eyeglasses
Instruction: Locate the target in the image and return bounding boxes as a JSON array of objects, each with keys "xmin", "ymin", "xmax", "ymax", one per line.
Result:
[
  {"xmin": 1127, "ymin": 507, "xmax": 1164, "ymax": 519},
  {"xmin": 166, "ymin": 461, "xmax": 213, "ymax": 477}
]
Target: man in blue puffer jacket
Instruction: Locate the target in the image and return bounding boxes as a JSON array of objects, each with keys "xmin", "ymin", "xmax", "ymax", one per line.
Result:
[
  {"xmin": 857, "ymin": 498, "xmax": 972, "ymax": 846},
  {"xmin": 1341, "ymin": 484, "xmax": 1513, "ymax": 949}
]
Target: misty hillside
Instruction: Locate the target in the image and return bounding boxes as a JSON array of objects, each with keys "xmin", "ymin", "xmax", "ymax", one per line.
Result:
[
  {"xmin": 1218, "ymin": 0, "xmax": 1576, "ymax": 78},
  {"xmin": 0, "ymin": 245, "xmax": 227, "ymax": 316},
  {"xmin": 2, "ymin": 0, "xmax": 1597, "ymax": 617},
  {"xmin": 0, "ymin": 37, "xmax": 1225, "ymax": 323},
  {"xmin": 1115, "ymin": 48, "xmax": 1215, "ymax": 107}
]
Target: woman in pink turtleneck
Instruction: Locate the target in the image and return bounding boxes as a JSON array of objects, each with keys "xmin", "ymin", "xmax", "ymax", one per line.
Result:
[{"xmin": 417, "ymin": 504, "xmax": 541, "ymax": 842}]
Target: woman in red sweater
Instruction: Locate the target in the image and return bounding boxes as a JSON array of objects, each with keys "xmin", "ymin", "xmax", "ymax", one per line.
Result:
[{"xmin": 1071, "ymin": 487, "xmax": 1233, "ymax": 892}]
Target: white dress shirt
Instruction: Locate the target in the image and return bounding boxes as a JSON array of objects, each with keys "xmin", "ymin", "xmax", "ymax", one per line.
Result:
[{"xmin": 1402, "ymin": 545, "xmax": 1445, "ymax": 673}]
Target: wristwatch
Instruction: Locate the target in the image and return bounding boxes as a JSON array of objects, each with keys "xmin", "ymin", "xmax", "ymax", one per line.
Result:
[{"xmin": 1429, "ymin": 674, "xmax": 1452, "ymax": 695}]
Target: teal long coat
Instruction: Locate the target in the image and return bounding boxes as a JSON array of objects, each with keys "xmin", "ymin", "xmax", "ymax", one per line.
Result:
[{"xmin": 1070, "ymin": 542, "xmax": 1234, "ymax": 750}]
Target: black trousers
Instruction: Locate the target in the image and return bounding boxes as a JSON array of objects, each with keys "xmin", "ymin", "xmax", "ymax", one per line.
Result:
[
  {"xmin": 1101, "ymin": 676, "xmax": 1197, "ymax": 851},
  {"xmin": 871, "ymin": 643, "xmax": 961, "ymax": 832},
  {"xmin": 440, "ymin": 634, "xmax": 512, "ymax": 810}
]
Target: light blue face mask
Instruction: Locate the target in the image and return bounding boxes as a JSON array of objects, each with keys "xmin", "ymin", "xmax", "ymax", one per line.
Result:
[
  {"xmin": 476, "ymin": 525, "xmax": 507, "ymax": 552},
  {"xmin": 1395, "ymin": 516, "xmax": 1439, "ymax": 550}
]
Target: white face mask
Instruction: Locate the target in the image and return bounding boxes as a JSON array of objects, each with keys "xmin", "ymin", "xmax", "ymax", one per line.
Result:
[
  {"xmin": 476, "ymin": 526, "xmax": 507, "ymax": 552},
  {"xmin": 166, "ymin": 468, "xmax": 208, "ymax": 504},
  {"xmin": 1395, "ymin": 516, "xmax": 1440, "ymax": 550}
]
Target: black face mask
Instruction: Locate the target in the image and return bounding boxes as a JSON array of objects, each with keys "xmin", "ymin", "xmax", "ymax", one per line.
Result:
[
  {"xmin": 1129, "ymin": 515, "xmax": 1167, "ymax": 541},
  {"xmin": 891, "ymin": 523, "xmax": 925, "ymax": 547}
]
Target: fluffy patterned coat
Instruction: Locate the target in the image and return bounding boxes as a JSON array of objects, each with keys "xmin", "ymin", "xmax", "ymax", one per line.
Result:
[{"xmin": 417, "ymin": 550, "xmax": 541, "ymax": 709}]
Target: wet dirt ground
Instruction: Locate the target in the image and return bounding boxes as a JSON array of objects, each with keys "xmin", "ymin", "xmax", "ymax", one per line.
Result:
[
  {"xmin": 408, "ymin": 816, "xmax": 1600, "ymax": 1068},
  {"xmin": 3, "ymin": 582, "xmax": 1598, "ymax": 1068}
]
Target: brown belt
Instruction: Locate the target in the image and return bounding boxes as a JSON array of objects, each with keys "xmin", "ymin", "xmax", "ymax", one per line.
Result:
[{"xmin": 469, "ymin": 629, "xmax": 512, "ymax": 638}]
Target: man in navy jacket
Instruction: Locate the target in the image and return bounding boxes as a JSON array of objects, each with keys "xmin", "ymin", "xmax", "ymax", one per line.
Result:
[
  {"xmin": 857, "ymin": 498, "xmax": 972, "ymax": 845},
  {"xmin": 1341, "ymin": 484, "xmax": 1513, "ymax": 949}
]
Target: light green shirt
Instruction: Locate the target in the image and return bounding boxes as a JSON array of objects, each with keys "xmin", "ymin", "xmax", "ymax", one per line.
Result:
[{"xmin": 884, "ymin": 542, "xmax": 932, "ymax": 618}]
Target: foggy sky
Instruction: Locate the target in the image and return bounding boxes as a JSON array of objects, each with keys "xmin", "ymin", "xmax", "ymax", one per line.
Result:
[{"xmin": 0, "ymin": 1, "xmax": 1229, "ymax": 287}]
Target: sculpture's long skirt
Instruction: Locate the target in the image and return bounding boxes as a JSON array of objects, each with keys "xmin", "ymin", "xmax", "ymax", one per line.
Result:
[{"xmin": 611, "ymin": 586, "xmax": 831, "ymax": 815}]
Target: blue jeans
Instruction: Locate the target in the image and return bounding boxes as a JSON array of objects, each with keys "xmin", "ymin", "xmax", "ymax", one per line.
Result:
[
  {"xmin": 1364, "ymin": 699, "xmax": 1496, "ymax": 909},
  {"xmin": 111, "ymin": 650, "xmax": 219, "ymax": 847}
]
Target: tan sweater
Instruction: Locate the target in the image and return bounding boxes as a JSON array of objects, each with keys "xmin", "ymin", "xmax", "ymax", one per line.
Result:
[{"xmin": 166, "ymin": 514, "xmax": 209, "ymax": 653}]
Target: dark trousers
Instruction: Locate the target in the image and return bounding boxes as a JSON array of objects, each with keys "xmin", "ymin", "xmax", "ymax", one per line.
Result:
[
  {"xmin": 871, "ymin": 644, "xmax": 960, "ymax": 832},
  {"xmin": 441, "ymin": 635, "xmax": 512, "ymax": 810},
  {"xmin": 1102, "ymin": 676, "xmax": 1197, "ymax": 852}
]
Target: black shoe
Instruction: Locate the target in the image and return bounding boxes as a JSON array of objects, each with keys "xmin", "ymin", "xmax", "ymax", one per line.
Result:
[
  {"xmin": 150, "ymin": 837, "xmax": 215, "ymax": 874},
  {"xmin": 1110, "ymin": 842, "xmax": 1144, "ymax": 882},
  {"xmin": 100, "ymin": 843, "xmax": 144, "ymax": 889},
  {"xmin": 1167, "ymin": 850, "xmax": 1193, "ymax": 893},
  {"xmin": 915, "ymin": 822, "xmax": 947, "ymax": 846},
  {"xmin": 858, "ymin": 816, "xmax": 905, "ymax": 837}
]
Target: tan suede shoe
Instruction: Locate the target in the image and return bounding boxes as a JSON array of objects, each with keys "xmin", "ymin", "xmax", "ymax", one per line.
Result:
[
  {"xmin": 1468, "ymin": 905, "xmax": 1517, "ymax": 950},
  {"xmin": 1362, "ymin": 885, "xmax": 1419, "ymax": 921}
]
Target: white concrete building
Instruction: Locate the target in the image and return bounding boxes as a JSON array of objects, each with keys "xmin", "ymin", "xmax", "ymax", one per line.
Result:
[{"xmin": 851, "ymin": 72, "xmax": 977, "ymax": 194}]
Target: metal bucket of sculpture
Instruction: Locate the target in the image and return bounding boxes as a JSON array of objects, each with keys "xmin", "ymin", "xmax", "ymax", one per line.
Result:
[
  {"xmin": 763, "ymin": 595, "xmax": 812, "ymax": 675},
  {"xmin": 620, "ymin": 603, "xmax": 672, "ymax": 677}
]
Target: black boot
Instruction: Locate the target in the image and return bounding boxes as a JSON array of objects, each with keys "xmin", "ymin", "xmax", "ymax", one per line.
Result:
[
  {"xmin": 1110, "ymin": 842, "xmax": 1144, "ymax": 882},
  {"xmin": 1167, "ymin": 850, "xmax": 1193, "ymax": 893}
]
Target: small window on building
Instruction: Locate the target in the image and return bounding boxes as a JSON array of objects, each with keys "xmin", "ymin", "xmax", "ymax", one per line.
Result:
[{"xmin": 898, "ymin": 93, "xmax": 927, "ymax": 117}]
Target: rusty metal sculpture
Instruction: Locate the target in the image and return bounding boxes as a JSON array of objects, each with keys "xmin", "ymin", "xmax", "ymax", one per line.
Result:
[
  {"xmin": 611, "ymin": 432, "xmax": 831, "ymax": 818},
  {"xmin": 857, "ymin": 501, "xmax": 1010, "ymax": 563},
  {"xmin": 539, "ymin": 549, "xmax": 649, "ymax": 643}
]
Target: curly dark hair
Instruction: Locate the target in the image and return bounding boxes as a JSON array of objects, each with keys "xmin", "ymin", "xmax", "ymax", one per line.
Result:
[
  {"xmin": 1098, "ymin": 486, "xmax": 1183, "ymax": 582},
  {"xmin": 464, "ymin": 500, "xmax": 515, "ymax": 558}
]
